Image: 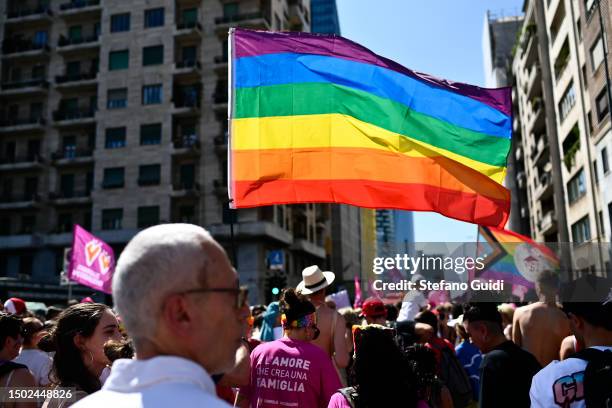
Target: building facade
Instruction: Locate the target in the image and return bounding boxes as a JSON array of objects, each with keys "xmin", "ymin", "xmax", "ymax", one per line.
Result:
[
  {"xmin": 512, "ymin": 0, "xmax": 609, "ymax": 273},
  {"xmin": 310, "ymin": 0, "xmax": 339, "ymax": 35},
  {"xmin": 0, "ymin": 0, "xmax": 338, "ymax": 304}
]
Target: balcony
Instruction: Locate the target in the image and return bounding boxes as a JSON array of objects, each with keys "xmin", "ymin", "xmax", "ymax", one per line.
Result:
[
  {"xmin": 213, "ymin": 179, "xmax": 228, "ymax": 198},
  {"xmin": 6, "ymin": 6, "xmax": 52, "ymax": 23},
  {"xmin": 523, "ymin": 31, "xmax": 538, "ymax": 66},
  {"xmin": 213, "ymin": 91, "xmax": 228, "ymax": 112},
  {"xmin": 52, "ymin": 148, "xmax": 93, "ymax": 166},
  {"xmin": 173, "ymin": 60, "xmax": 201, "ymax": 79},
  {"xmin": 288, "ymin": 0, "xmax": 308, "ymax": 29},
  {"xmin": 0, "ymin": 154, "xmax": 44, "ymax": 171},
  {"xmin": 0, "ymin": 193, "xmax": 43, "ymax": 210},
  {"xmin": 535, "ymin": 171, "xmax": 554, "ymax": 200},
  {"xmin": 57, "ymin": 35, "xmax": 100, "ymax": 52},
  {"xmin": 526, "ymin": 65, "xmax": 541, "ymax": 100},
  {"xmin": 291, "ymin": 239, "xmax": 326, "ymax": 259},
  {"xmin": 533, "ymin": 136, "xmax": 549, "ymax": 166},
  {"xmin": 174, "ymin": 21, "xmax": 202, "ymax": 39},
  {"xmin": 55, "ymin": 71, "xmax": 97, "ymax": 89},
  {"xmin": 172, "ymin": 94, "xmax": 201, "ymax": 116},
  {"xmin": 48, "ymin": 189, "xmax": 91, "ymax": 206},
  {"xmin": 58, "ymin": 0, "xmax": 101, "ymax": 16},
  {"xmin": 215, "ymin": 12, "xmax": 271, "ymax": 33},
  {"xmin": 171, "ymin": 136, "xmax": 200, "ymax": 156},
  {"xmin": 515, "ymin": 145, "xmax": 523, "ymax": 161},
  {"xmin": 214, "ymin": 55, "xmax": 229, "ymax": 74},
  {"xmin": 171, "ymin": 181, "xmax": 201, "ymax": 197},
  {"xmin": 517, "ymin": 171, "xmax": 526, "ymax": 189},
  {"xmin": 0, "ymin": 78, "xmax": 49, "ymax": 96},
  {"xmin": 0, "ymin": 117, "xmax": 46, "ymax": 133},
  {"xmin": 53, "ymin": 108, "xmax": 95, "ymax": 126},
  {"xmin": 214, "ymin": 133, "xmax": 228, "ymax": 156},
  {"xmin": 1, "ymin": 40, "xmax": 50, "ymax": 59},
  {"xmin": 539, "ymin": 210, "xmax": 557, "ymax": 234}
]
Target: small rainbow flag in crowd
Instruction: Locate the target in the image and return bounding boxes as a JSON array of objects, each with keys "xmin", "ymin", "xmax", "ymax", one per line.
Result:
[
  {"xmin": 476, "ymin": 226, "xmax": 560, "ymax": 288},
  {"xmin": 228, "ymin": 29, "xmax": 512, "ymax": 227}
]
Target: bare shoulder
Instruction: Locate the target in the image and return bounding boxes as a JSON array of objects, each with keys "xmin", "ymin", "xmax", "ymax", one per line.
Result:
[{"xmin": 9, "ymin": 368, "xmax": 37, "ymax": 386}]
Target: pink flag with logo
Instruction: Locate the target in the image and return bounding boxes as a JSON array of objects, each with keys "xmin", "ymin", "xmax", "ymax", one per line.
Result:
[{"xmin": 67, "ymin": 225, "xmax": 115, "ymax": 294}]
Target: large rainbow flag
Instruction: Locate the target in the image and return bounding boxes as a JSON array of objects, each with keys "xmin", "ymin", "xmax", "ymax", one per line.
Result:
[
  {"xmin": 476, "ymin": 226, "xmax": 560, "ymax": 288},
  {"xmin": 228, "ymin": 29, "xmax": 512, "ymax": 227}
]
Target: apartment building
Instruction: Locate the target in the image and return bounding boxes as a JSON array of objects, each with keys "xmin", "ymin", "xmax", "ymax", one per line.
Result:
[
  {"xmin": 577, "ymin": 0, "xmax": 612, "ymax": 251},
  {"xmin": 0, "ymin": 0, "xmax": 338, "ymax": 304},
  {"xmin": 512, "ymin": 0, "xmax": 608, "ymax": 273}
]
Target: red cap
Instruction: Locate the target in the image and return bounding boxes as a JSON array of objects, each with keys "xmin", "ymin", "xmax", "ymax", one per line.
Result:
[
  {"xmin": 4, "ymin": 298, "xmax": 26, "ymax": 315},
  {"xmin": 360, "ymin": 297, "xmax": 387, "ymax": 318}
]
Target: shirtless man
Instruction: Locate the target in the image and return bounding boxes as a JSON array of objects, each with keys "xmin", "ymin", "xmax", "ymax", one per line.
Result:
[
  {"xmin": 297, "ymin": 266, "xmax": 349, "ymax": 376},
  {"xmin": 512, "ymin": 270, "xmax": 570, "ymax": 366}
]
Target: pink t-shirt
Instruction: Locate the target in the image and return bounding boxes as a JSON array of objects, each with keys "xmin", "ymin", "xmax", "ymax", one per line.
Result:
[
  {"xmin": 249, "ymin": 337, "xmax": 341, "ymax": 408},
  {"xmin": 327, "ymin": 392, "xmax": 431, "ymax": 408}
]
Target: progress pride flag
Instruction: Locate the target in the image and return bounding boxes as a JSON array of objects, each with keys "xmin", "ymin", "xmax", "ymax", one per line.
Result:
[{"xmin": 68, "ymin": 225, "xmax": 115, "ymax": 294}]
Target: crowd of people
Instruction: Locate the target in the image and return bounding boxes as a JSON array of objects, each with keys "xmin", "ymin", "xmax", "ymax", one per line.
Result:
[{"xmin": 0, "ymin": 223, "xmax": 611, "ymax": 407}]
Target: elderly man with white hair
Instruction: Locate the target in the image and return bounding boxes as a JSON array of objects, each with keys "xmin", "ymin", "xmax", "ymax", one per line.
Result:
[{"xmin": 74, "ymin": 223, "xmax": 249, "ymax": 408}]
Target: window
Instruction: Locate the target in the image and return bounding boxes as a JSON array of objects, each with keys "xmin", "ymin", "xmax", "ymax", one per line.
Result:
[
  {"xmin": 140, "ymin": 123, "xmax": 162, "ymax": 145},
  {"xmin": 223, "ymin": 2, "xmax": 239, "ymax": 18},
  {"xmin": 138, "ymin": 164, "xmax": 161, "ymax": 186},
  {"xmin": 21, "ymin": 215, "xmax": 36, "ymax": 234},
  {"xmin": 182, "ymin": 46, "xmax": 197, "ymax": 64},
  {"xmin": 567, "ymin": 168, "xmax": 586, "ymax": 204},
  {"xmin": 66, "ymin": 61, "xmax": 80, "ymax": 78},
  {"xmin": 102, "ymin": 167, "xmax": 124, "ymax": 189},
  {"xmin": 105, "ymin": 127, "xmax": 126, "ymax": 148},
  {"xmin": 102, "ymin": 208, "xmax": 123, "ymax": 230},
  {"xmin": 31, "ymin": 65, "xmax": 45, "ymax": 79},
  {"xmin": 558, "ymin": 82, "xmax": 576, "ymax": 122},
  {"xmin": 182, "ymin": 8, "xmax": 198, "ymax": 25},
  {"xmin": 144, "ymin": 8, "xmax": 165, "ymax": 28},
  {"xmin": 596, "ymin": 87, "xmax": 609, "ymax": 122},
  {"xmin": 571, "ymin": 216, "xmax": 591, "ymax": 244},
  {"xmin": 178, "ymin": 205, "xmax": 195, "ymax": 223},
  {"xmin": 180, "ymin": 163, "xmax": 195, "ymax": 188},
  {"xmin": 109, "ymin": 50, "xmax": 129, "ymax": 71},
  {"xmin": 603, "ymin": 147, "xmax": 610, "ymax": 174},
  {"xmin": 60, "ymin": 174, "xmax": 75, "ymax": 198},
  {"xmin": 142, "ymin": 84, "xmax": 162, "ymax": 105},
  {"xmin": 111, "ymin": 13, "xmax": 130, "ymax": 32},
  {"xmin": 33, "ymin": 31, "xmax": 48, "ymax": 47},
  {"xmin": 107, "ymin": 88, "xmax": 127, "ymax": 109},
  {"xmin": 591, "ymin": 35, "xmax": 605, "ymax": 70},
  {"xmin": 68, "ymin": 25, "xmax": 82, "ymax": 42},
  {"xmin": 137, "ymin": 206, "xmax": 160, "ymax": 228},
  {"xmin": 57, "ymin": 213, "xmax": 72, "ymax": 233},
  {"xmin": 142, "ymin": 45, "xmax": 163, "ymax": 66}
]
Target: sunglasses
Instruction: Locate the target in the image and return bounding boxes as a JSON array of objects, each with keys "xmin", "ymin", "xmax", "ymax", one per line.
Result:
[{"xmin": 182, "ymin": 285, "xmax": 249, "ymax": 309}]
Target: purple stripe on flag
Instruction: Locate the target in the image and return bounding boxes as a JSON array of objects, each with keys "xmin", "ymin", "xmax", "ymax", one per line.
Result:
[
  {"xmin": 480, "ymin": 270, "xmax": 535, "ymax": 288},
  {"xmin": 233, "ymin": 28, "xmax": 512, "ymax": 117}
]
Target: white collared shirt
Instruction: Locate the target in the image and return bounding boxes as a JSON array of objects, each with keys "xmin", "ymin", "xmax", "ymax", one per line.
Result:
[{"xmin": 72, "ymin": 356, "xmax": 231, "ymax": 408}]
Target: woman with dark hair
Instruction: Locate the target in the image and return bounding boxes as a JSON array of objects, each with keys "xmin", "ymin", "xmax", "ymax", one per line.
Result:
[
  {"xmin": 328, "ymin": 324, "xmax": 421, "ymax": 408},
  {"xmin": 0, "ymin": 312, "xmax": 37, "ymax": 408},
  {"xmin": 249, "ymin": 288, "xmax": 341, "ymax": 407},
  {"xmin": 404, "ymin": 344, "xmax": 454, "ymax": 408},
  {"xmin": 14, "ymin": 316, "xmax": 53, "ymax": 385},
  {"xmin": 42, "ymin": 303, "xmax": 121, "ymax": 408}
]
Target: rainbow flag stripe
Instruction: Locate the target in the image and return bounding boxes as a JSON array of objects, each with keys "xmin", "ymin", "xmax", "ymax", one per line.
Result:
[{"xmin": 229, "ymin": 29, "xmax": 512, "ymax": 226}]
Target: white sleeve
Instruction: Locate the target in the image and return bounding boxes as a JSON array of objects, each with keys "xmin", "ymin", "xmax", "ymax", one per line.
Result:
[{"xmin": 529, "ymin": 372, "xmax": 545, "ymax": 408}]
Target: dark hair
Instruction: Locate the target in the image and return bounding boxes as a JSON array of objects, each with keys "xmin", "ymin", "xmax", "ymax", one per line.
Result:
[
  {"xmin": 279, "ymin": 288, "xmax": 315, "ymax": 324},
  {"xmin": 46, "ymin": 306, "xmax": 63, "ymax": 321},
  {"xmin": 562, "ymin": 301, "xmax": 612, "ymax": 330},
  {"xmin": 351, "ymin": 326, "xmax": 417, "ymax": 408},
  {"xmin": 404, "ymin": 344, "xmax": 441, "ymax": 404},
  {"xmin": 415, "ymin": 310, "xmax": 438, "ymax": 334},
  {"xmin": 49, "ymin": 303, "xmax": 110, "ymax": 393},
  {"xmin": 463, "ymin": 303, "xmax": 503, "ymax": 332},
  {"xmin": 21, "ymin": 317, "xmax": 44, "ymax": 347},
  {"xmin": 0, "ymin": 313, "xmax": 22, "ymax": 349},
  {"xmin": 104, "ymin": 339, "xmax": 134, "ymax": 362}
]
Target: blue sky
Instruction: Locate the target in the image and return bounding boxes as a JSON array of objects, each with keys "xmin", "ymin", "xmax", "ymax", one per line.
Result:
[{"xmin": 336, "ymin": 0, "xmax": 523, "ymax": 242}]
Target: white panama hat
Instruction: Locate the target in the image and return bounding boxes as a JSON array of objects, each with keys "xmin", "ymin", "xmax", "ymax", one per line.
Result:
[{"xmin": 296, "ymin": 265, "xmax": 336, "ymax": 295}]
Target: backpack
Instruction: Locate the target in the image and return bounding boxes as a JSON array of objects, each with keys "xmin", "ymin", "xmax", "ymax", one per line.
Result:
[
  {"xmin": 432, "ymin": 343, "xmax": 472, "ymax": 408},
  {"xmin": 339, "ymin": 386, "xmax": 358, "ymax": 408},
  {"xmin": 574, "ymin": 348, "xmax": 612, "ymax": 408}
]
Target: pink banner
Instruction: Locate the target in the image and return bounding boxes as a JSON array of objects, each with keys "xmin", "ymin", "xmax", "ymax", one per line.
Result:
[{"xmin": 68, "ymin": 225, "xmax": 115, "ymax": 294}]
